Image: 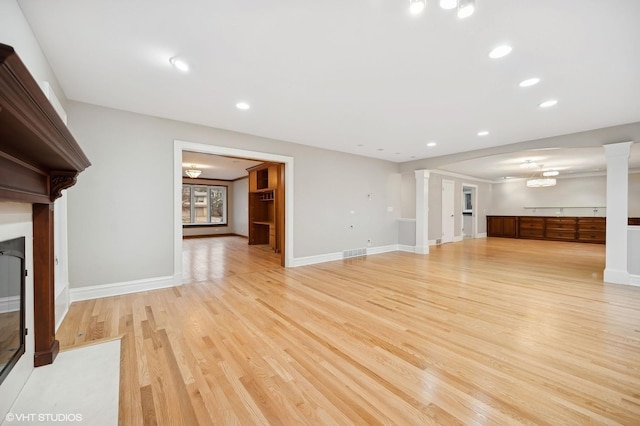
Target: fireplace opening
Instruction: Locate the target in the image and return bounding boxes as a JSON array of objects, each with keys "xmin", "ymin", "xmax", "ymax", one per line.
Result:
[{"xmin": 0, "ymin": 237, "xmax": 26, "ymax": 385}]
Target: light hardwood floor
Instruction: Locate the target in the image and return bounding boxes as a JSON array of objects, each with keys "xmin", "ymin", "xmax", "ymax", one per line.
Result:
[{"xmin": 57, "ymin": 237, "xmax": 640, "ymax": 425}]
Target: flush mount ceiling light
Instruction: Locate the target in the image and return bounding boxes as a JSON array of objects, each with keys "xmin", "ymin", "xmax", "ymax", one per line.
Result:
[
  {"xmin": 236, "ymin": 101, "xmax": 250, "ymax": 110},
  {"xmin": 427, "ymin": 142, "xmax": 437, "ymax": 147},
  {"xmin": 519, "ymin": 77, "xmax": 541, "ymax": 87},
  {"xmin": 409, "ymin": 0, "xmax": 426, "ymax": 14},
  {"xmin": 489, "ymin": 45, "xmax": 512, "ymax": 59},
  {"xmin": 543, "ymin": 170, "xmax": 559, "ymax": 177},
  {"xmin": 477, "ymin": 130, "xmax": 489, "ymax": 136},
  {"xmin": 457, "ymin": 0, "xmax": 475, "ymax": 18},
  {"xmin": 185, "ymin": 165, "xmax": 201, "ymax": 178},
  {"xmin": 539, "ymin": 99, "xmax": 558, "ymax": 108},
  {"xmin": 520, "ymin": 160, "xmax": 539, "ymax": 169},
  {"xmin": 439, "ymin": 0, "xmax": 457, "ymax": 10},
  {"xmin": 169, "ymin": 57, "xmax": 190, "ymax": 72}
]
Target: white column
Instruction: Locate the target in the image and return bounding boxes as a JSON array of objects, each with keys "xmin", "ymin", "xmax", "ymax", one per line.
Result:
[
  {"xmin": 415, "ymin": 170, "xmax": 430, "ymax": 254},
  {"xmin": 603, "ymin": 141, "xmax": 633, "ymax": 285}
]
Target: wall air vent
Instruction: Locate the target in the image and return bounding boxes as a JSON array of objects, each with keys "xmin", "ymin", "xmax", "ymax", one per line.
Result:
[{"xmin": 343, "ymin": 248, "xmax": 367, "ymax": 259}]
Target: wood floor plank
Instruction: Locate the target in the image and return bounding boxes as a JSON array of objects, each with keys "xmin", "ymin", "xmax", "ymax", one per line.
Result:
[{"xmin": 56, "ymin": 236, "xmax": 640, "ymax": 425}]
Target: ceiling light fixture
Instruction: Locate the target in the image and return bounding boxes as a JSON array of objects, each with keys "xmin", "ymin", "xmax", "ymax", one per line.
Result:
[
  {"xmin": 439, "ymin": 0, "xmax": 457, "ymax": 10},
  {"xmin": 409, "ymin": 0, "xmax": 426, "ymax": 15},
  {"xmin": 185, "ymin": 165, "xmax": 202, "ymax": 179},
  {"xmin": 236, "ymin": 102, "xmax": 250, "ymax": 110},
  {"xmin": 527, "ymin": 178, "xmax": 556, "ymax": 188},
  {"xmin": 519, "ymin": 77, "xmax": 541, "ymax": 87},
  {"xmin": 477, "ymin": 130, "xmax": 489, "ymax": 136},
  {"xmin": 427, "ymin": 142, "xmax": 437, "ymax": 147},
  {"xmin": 489, "ymin": 45, "xmax": 512, "ymax": 59},
  {"xmin": 169, "ymin": 57, "xmax": 190, "ymax": 72},
  {"xmin": 457, "ymin": 0, "xmax": 475, "ymax": 18},
  {"xmin": 526, "ymin": 164, "xmax": 557, "ymax": 187},
  {"xmin": 539, "ymin": 99, "xmax": 558, "ymax": 108},
  {"xmin": 520, "ymin": 160, "xmax": 539, "ymax": 169},
  {"xmin": 542, "ymin": 170, "xmax": 559, "ymax": 177}
]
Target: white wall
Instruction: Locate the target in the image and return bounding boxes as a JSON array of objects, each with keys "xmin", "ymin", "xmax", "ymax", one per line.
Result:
[
  {"xmin": 426, "ymin": 172, "xmax": 491, "ymax": 241},
  {"xmin": 0, "ymin": 203, "xmax": 35, "ymax": 420},
  {"xmin": 630, "ymin": 173, "xmax": 640, "ymax": 217},
  {"xmin": 0, "ymin": 0, "xmax": 67, "ymax": 109},
  {"xmin": 66, "ymin": 102, "xmax": 401, "ymax": 288},
  {"xmin": 491, "ymin": 174, "xmax": 616, "ymax": 217},
  {"xmin": 232, "ymin": 178, "xmax": 249, "ymax": 237}
]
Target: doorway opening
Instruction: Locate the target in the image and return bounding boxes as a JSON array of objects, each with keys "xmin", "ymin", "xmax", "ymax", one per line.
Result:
[
  {"xmin": 173, "ymin": 140, "xmax": 294, "ymax": 285},
  {"xmin": 462, "ymin": 184, "xmax": 478, "ymax": 239}
]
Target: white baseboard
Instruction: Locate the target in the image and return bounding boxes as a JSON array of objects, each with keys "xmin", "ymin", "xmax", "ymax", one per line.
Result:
[
  {"xmin": 630, "ymin": 274, "xmax": 640, "ymax": 286},
  {"xmin": 291, "ymin": 244, "xmax": 405, "ymax": 267},
  {"xmin": 70, "ymin": 274, "xmax": 180, "ymax": 302},
  {"xmin": 603, "ymin": 268, "xmax": 631, "ymax": 285},
  {"xmin": 476, "ymin": 232, "xmax": 487, "ymax": 238},
  {"xmin": 453, "ymin": 235, "xmax": 464, "ymax": 242},
  {"xmin": 0, "ymin": 295, "xmax": 19, "ymax": 314},
  {"xmin": 290, "ymin": 252, "xmax": 344, "ymax": 267},
  {"xmin": 55, "ymin": 286, "xmax": 69, "ymax": 331},
  {"xmin": 428, "ymin": 240, "xmax": 438, "ymax": 246},
  {"xmin": 366, "ymin": 244, "xmax": 400, "ymax": 255},
  {"xmin": 398, "ymin": 245, "xmax": 416, "ymax": 253}
]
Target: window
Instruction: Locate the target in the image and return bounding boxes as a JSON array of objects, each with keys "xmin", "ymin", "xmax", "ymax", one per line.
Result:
[{"xmin": 182, "ymin": 184, "xmax": 227, "ymax": 225}]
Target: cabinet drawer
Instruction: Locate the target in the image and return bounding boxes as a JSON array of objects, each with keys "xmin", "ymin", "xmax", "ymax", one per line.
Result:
[
  {"xmin": 578, "ymin": 219, "xmax": 605, "ymax": 230},
  {"xmin": 520, "ymin": 218, "xmax": 544, "ymax": 229},
  {"xmin": 545, "ymin": 229, "xmax": 576, "ymax": 240},
  {"xmin": 578, "ymin": 230, "xmax": 605, "ymax": 242},
  {"xmin": 520, "ymin": 229, "xmax": 544, "ymax": 238},
  {"xmin": 546, "ymin": 222, "xmax": 577, "ymax": 230}
]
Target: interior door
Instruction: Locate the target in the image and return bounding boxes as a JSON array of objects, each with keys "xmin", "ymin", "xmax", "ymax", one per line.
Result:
[{"xmin": 442, "ymin": 180, "xmax": 455, "ymax": 243}]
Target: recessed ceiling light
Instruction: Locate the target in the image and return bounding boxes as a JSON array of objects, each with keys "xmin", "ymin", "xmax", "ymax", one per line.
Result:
[
  {"xmin": 377, "ymin": 148, "xmax": 385, "ymax": 151},
  {"xmin": 169, "ymin": 57, "xmax": 190, "ymax": 72},
  {"xmin": 427, "ymin": 142, "xmax": 437, "ymax": 147},
  {"xmin": 236, "ymin": 102, "xmax": 251, "ymax": 110},
  {"xmin": 457, "ymin": 0, "xmax": 475, "ymax": 19},
  {"xmin": 519, "ymin": 77, "xmax": 541, "ymax": 87},
  {"xmin": 477, "ymin": 131, "xmax": 489, "ymax": 136},
  {"xmin": 439, "ymin": 0, "xmax": 457, "ymax": 10},
  {"xmin": 489, "ymin": 45, "xmax": 512, "ymax": 59},
  {"xmin": 357, "ymin": 144, "xmax": 364, "ymax": 147},
  {"xmin": 395, "ymin": 152, "xmax": 401, "ymax": 155},
  {"xmin": 539, "ymin": 99, "xmax": 558, "ymax": 108},
  {"xmin": 542, "ymin": 170, "xmax": 559, "ymax": 177},
  {"xmin": 409, "ymin": 0, "xmax": 426, "ymax": 15}
]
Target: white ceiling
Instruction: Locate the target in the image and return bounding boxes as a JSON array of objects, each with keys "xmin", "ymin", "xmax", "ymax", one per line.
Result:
[
  {"xmin": 18, "ymin": 0, "xmax": 640, "ymax": 164},
  {"xmin": 182, "ymin": 152, "xmax": 261, "ymax": 180},
  {"xmin": 438, "ymin": 144, "xmax": 640, "ymax": 181}
]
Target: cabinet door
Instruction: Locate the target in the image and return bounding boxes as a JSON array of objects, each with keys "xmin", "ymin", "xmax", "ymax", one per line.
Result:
[
  {"xmin": 502, "ymin": 217, "xmax": 518, "ymax": 238},
  {"xmin": 487, "ymin": 217, "xmax": 503, "ymax": 237}
]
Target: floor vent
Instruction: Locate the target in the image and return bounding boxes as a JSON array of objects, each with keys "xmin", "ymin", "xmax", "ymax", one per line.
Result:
[{"xmin": 343, "ymin": 248, "xmax": 367, "ymax": 259}]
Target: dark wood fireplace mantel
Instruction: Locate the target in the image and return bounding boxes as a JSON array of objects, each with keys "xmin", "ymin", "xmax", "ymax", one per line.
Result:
[{"xmin": 0, "ymin": 43, "xmax": 91, "ymax": 366}]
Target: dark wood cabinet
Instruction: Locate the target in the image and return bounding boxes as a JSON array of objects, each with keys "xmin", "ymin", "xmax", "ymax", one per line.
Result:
[
  {"xmin": 545, "ymin": 217, "xmax": 578, "ymax": 241},
  {"xmin": 487, "ymin": 216, "xmax": 518, "ymax": 238},
  {"xmin": 487, "ymin": 216, "xmax": 607, "ymax": 244},
  {"xmin": 247, "ymin": 163, "xmax": 283, "ymax": 253},
  {"xmin": 577, "ymin": 218, "xmax": 606, "ymax": 243}
]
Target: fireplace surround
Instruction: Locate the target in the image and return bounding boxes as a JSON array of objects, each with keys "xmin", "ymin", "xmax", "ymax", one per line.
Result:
[{"xmin": 0, "ymin": 43, "xmax": 90, "ymax": 367}]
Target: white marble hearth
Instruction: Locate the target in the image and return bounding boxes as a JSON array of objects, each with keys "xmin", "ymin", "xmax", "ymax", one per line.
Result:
[{"xmin": 2, "ymin": 339, "xmax": 120, "ymax": 426}]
